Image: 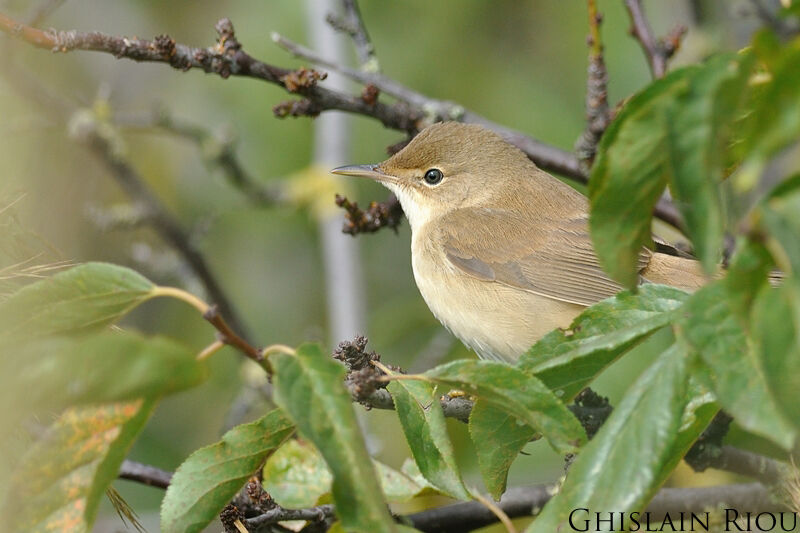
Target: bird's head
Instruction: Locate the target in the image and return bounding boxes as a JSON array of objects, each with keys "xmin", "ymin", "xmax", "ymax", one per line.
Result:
[{"xmin": 332, "ymin": 122, "xmax": 534, "ymax": 230}]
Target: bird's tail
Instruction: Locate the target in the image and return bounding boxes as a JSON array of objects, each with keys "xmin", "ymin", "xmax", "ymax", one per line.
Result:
[
  {"xmin": 643, "ymin": 252, "xmax": 784, "ymax": 290},
  {"xmin": 641, "ymin": 252, "xmax": 716, "ymax": 292}
]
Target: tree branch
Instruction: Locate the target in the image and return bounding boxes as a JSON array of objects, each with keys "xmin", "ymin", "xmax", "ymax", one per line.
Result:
[
  {"xmin": 118, "ymin": 460, "xmax": 173, "ymax": 489},
  {"xmin": 0, "ymin": 11, "xmax": 685, "ymax": 229},
  {"xmin": 575, "ymin": 0, "xmax": 610, "ymax": 172},
  {"xmin": 623, "ymin": 0, "xmax": 686, "ymax": 79},
  {"xmin": 327, "ymin": 0, "xmax": 379, "ymax": 72},
  {"xmin": 405, "ymin": 482, "xmax": 786, "ymax": 533},
  {"xmin": 118, "ymin": 109, "xmax": 287, "ymax": 207}
]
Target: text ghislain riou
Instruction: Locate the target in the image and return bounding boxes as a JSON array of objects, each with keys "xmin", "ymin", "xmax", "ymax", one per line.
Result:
[{"xmin": 568, "ymin": 508, "xmax": 798, "ymax": 532}]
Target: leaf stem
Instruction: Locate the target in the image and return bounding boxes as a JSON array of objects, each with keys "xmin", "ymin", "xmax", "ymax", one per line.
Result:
[
  {"xmin": 197, "ymin": 340, "xmax": 225, "ymax": 361},
  {"xmin": 150, "ymin": 285, "xmax": 210, "ymax": 314}
]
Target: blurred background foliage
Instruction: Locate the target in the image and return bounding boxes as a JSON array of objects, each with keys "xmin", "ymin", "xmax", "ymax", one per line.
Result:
[{"xmin": 0, "ymin": 0, "xmax": 791, "ymax": 530}]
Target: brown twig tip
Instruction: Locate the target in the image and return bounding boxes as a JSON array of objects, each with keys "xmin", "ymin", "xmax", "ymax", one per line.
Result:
[
  {"xmin": 202, "ymin": 304, "xmax": 263, "ymax": 361},
  {"xmin": 333, "ymin": 334, "xmax": 378, "ymax": 370},
  {"xmin": 219, "ymin": 504, "xmax": 246, "ymax": 533},
  {"xmin": 272, "ymin": 99, "xmax": 319, "ymax": 118},
  {"xmin": 334, "ymin": 336, "xmax": 396, "ymax": 405},
  {"xmin": 662, "ymin": 25, "xmax": 688, "ymax": 59},
  {"xmin": 281, "ymin": 66, "xmax": 328, "ymax": 92},
  {"xmin": 361, "ymin": 83, "xmax": 380, "ymax": 106},
  {"xmin": 624, "ymin": 0, "xmax": 686, "ymax": 79},
  {"xmin": 575, "ymin": 0, "xmax": 610, "ymax": 171},
  {"xmin": 335, "ymin": 193, "xmax": 403, "ymax": 235}
]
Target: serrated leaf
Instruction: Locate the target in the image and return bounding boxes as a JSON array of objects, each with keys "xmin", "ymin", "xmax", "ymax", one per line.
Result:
[
  {"xmin": 528, "ymin": 343, "xmax": 691, "ymax": 532},
  {"xmin": 263, "ymin": 440, "xmax": 430, "ymax": 509},
  {"xmin": 519, "ymin": 284, "xmax": 687, "ymax": 399},
  {"xmin": 752, "ymin": 281, "xmax": 800, "ymax": 433},
  {"xmin": 263, "ymin": 439, "xmax": 333, "ymax": 509},
  {"xmin": 271, "ymin": 344, "xmax": 398, "ymax": 533},
  {"xmin": 678, "ymin": 280, "xmax": 796, "ymax": 449},
  {"xmin": 161, "ymin": 409, "xmax": 295, "ymax": 533},
  {"xmin": 5, "ymin": 399, "xmax": 156, "ymax": 533},
  {"xmin": 590, "ymin": 69, "xmax": 692, "ymax": 286},
  {"xmin": 387, "ymin": 379, "xmax": 469, "ymax": 500},
  {"xmin": 424, "ymin": 360, "xmax": 585, "ymax": 455},
  {"xmin": 471, "ymin": 285, "xmax": 686, "ymax": 499},
  {"xmin": 0, "ymin": 262, "xmax": 155, "ymax": 342},
  {"xmin": 1, "ymin": 331, "xmax": 207, "ymax": 423},
  {"xmin": 469, "ymin": 400, "xmax": 535, "ymax": 500}
]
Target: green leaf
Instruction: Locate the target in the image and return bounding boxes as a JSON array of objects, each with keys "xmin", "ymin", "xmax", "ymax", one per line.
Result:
[
  {"xmin": 470, "ymin": 285, "xmax": 686, "ymax": 499},
  {"xmin": 519, "ymin": 284, "xmax": 687, "ymax": 399},
  {"xmin": 161, "ymin": 409, "xmax": 295, "ymax": 533},
  {"xmin": 5, "ymin": 399, "xmax": 156, "ymax": 533},
  {"xmin": 1, "ymin": 331, "xmax": 207, "ymax": 422},
  {"xmin": 387, "ymin": 379, "xmax": 469, "ymax": 500},
  {"xmin": 263, "ymin": 438, "xmax": 333, "ymax": 509},
  {"xmin": 271, "ymin": 344, "xmax": 398, "ymax": 533},
  {"xmin": 759, "ymin": 173, "xmax": 800, "ymax": 275},
  {"xmin": 590, "ymin": 69, "xmax": 692, "ymax": 286},
  {"xmin": 742, "ymin": 34, "xmax": 800, "ymax": 175},
  {"xmin": 424, "ymin": 360, "xmax": 585, "ymax": 455},
  {"xmin": 0, "ymin": 262, "xmax": 155, "ymax": 342},
  {"xmin": 752, "ymin": 281, "xmax": 800, "ymax": 433},
  {"xmin": 662, "ymin": 54, "xmax": 747, "ymax": 271},
  {"xmin": 263, "ymin": 440, "xmax": 431, "ymax": 508},
  {"xmin": 677, "ymin": 280, "xmax": 796, "ymax": 449},
  {"xmin": 528, "ymin": 343, "xmax": 691, "ymax": 532},
  {"xmin": 469, "ymin": 400, "xmax": 535, "ymax": 500}
]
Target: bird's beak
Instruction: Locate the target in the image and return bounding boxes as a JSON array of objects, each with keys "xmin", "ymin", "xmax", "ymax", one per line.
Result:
[{"xmin": 331, "ymin": 164, "xmax": 395, "ymax": 184}]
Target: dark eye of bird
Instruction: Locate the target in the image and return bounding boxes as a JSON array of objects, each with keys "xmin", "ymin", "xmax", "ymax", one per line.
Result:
[{"xmin": 423, "ymin": 168, "xmax": 443, "ymax": 185}]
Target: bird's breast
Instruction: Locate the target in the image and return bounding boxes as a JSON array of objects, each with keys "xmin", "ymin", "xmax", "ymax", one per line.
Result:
[{"xmin": 410, "ymin": 231, "xmax": 583, "ymax": 363}]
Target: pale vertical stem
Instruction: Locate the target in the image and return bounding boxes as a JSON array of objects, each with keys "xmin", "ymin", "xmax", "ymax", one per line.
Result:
[{"xmin": 307, "ymin": 0, "xmax": 366, "ymax": 346}]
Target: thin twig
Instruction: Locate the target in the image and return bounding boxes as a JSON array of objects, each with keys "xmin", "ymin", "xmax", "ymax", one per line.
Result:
[
  {"xmin": 0, "ymin": 44, "xmax": 252, "ymax": 339},
  {"xmin": 623, "ymin": 0, "xmax": 666, "ymax": 78},
  {"xmin": 405, "ymin": 483, "xmax": 786, "ymax": 533},
  {"xmin": 204, "ymin": 305, "xmax": 262, "ymax": 362},
  {"xmin": 82, "ymin": 130, "xmax": 251, "ymax": 338},
  {"xmin": 0, "ymin": 10, "xmax": 684, "ymax": 228},
  {"xmin": 623, "ymin": 0, "xmax": 686, "ymax": 80},
  {"xmin": 270, "ymin": 32, "xmax": 585, "ymax": 181},
  {"xmin": 575, "ymin": 0, "xmax": 610, "ymax": 172},
  {"xmin": 118, "ymin": 460, "xmax": 173, "ymax": 489},
  {"xmin": 328, "ymin": 0, "xmax": 379, "ymax": 72},
  {"xmin": 246, "ymin": 504, "xmax": 335, "ymax": 532},
  {"xmin": 119, "ymin": 109, "xmax": 287, "ymax": 207}
]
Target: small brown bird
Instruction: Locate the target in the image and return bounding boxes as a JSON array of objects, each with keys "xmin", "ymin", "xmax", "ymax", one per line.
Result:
[{"xmin": 333, "ymin": 122, "xmax": 708, "ymax": 363}]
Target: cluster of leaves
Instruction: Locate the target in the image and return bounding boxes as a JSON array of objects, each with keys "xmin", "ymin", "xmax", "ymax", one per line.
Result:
[{"xmin": 3, "ymin": 20, "xmax": 800, "ymax": 533}]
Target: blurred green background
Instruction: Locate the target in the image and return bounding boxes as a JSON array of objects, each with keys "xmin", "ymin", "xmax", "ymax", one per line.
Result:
[{"xmin": 0, "ymin": 1, "xmax": 776, "ymax": 530}]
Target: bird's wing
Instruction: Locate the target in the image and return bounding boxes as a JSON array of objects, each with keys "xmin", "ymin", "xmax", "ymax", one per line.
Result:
[{"xmin": 437, "ymin": 208, "xmax": 652, "ymax": 307}]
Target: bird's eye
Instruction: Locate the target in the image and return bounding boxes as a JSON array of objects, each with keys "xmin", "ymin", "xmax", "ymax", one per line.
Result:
[{"xmin": 423, "ymin": 168, "xmax": 443, "ymax": 185}]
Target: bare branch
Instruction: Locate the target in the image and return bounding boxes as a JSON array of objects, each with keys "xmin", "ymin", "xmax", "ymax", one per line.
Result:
[
  {"xmin": 81, "ymin": 127, "xmax": 251, "ymax": 338},
  {"xmin": 203, "ymin": 304, "xmax": 262, "ymax": 362},
  {"xmin": 335, "ymin": 193, "xmax": 403, "ymax": 235},
  {"xmin": 406, "ymin": 483, "xmax": 785, "ymax": 533},
  {"xmin": 623, "ymin": 0, "xmax": 686, "ymax": 79},
  {"xmin": 0, "ymin": 55, "xmax": 252, "ymax": 339},
  {"xmin": 246, "ymin": 505, "xmax": 335, "ymax": 533},
  {"xmin": 327, "ymin": 0, "xmax": 379, "ymax": 72},
  {"xmin": 120, "ymin": 109, "xmax": 287, "ymax": 207},
  {"xmin": 118, "ymin": 460, "xmax": 173, "ymax": 489},
  {"xmin": 575, "ymin": 0, "xmax": 611, "ymax": 172},
  {"xmin": 0, "ymin": 10, "xmax": 685, "ymax": 229}
]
